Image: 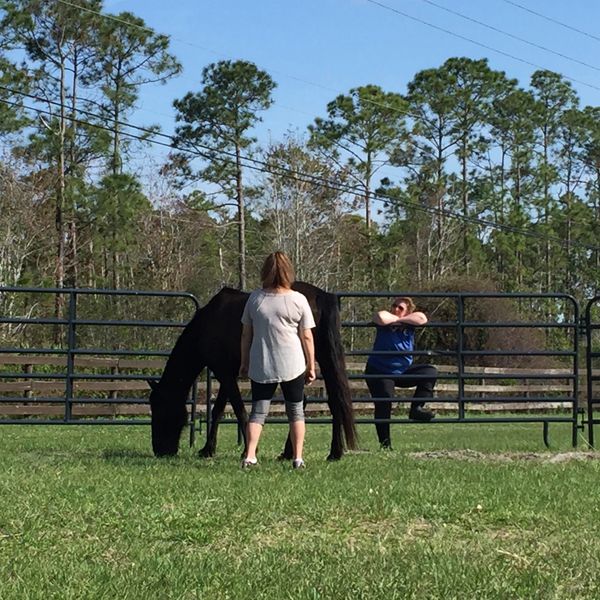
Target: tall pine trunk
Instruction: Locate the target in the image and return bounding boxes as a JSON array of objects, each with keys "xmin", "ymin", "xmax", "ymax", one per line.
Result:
[{"xmin": 235, "ymin": 142, "xmax": 245, "ymax": 290}]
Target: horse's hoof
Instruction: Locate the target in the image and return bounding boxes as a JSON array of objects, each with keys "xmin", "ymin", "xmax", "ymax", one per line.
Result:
[
  {"xmin": 198, "ymin": 446, "xmax": 215, "ymax": 458},
  {"xmin": 326, "ymin": 453, "xmax": 342, "ymax": 462},
  {"xmin": 153, "ymin": 447, "xmax": 179, "ymax": 457}
]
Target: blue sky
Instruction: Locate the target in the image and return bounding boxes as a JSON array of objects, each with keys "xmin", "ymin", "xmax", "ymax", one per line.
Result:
[{"xmin": 100, "ymin": 0, "xmax": 600, "ymax": 165}]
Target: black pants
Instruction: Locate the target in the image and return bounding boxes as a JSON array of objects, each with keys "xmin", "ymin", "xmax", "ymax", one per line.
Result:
[
  {"xmin": 365, "ymin": 363, "xmax": 438, "ymax": 444},
  {"xmin": 249, "ymin": 373, "xmax": 305, "ymax": 424}
]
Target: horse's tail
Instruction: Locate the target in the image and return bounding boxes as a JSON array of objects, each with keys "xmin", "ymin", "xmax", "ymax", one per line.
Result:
[{"xmin": 317, "ymin": 291, "xmax": 358, "ymax": 451}]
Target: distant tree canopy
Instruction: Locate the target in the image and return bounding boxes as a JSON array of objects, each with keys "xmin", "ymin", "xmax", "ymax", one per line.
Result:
[{"xmin": 0, "ymin": 0, "xmax": 599, "ymax": 332}]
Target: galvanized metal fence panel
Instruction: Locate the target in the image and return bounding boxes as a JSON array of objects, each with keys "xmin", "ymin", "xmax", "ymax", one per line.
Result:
[
  {"xmin": 0, "ymin": 286, "xmax": 199, "ymax": 443},
  {"xmin": 0, "ymin": 286, "xmax": 592, "ymax": 449},
  {"xmin": 337, "ymin": 291, "xmax": 580, "ymax": 447}
]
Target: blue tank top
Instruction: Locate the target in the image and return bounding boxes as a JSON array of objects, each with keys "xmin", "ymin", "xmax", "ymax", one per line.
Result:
[{"xmin": 367, "ymin": 325, "xmax": 414, "ymax": 374}]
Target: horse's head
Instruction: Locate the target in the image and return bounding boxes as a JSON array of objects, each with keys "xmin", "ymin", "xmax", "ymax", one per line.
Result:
[{"xmin": 148, "ymin": 379, "xmax": 188, "ymax": 457}]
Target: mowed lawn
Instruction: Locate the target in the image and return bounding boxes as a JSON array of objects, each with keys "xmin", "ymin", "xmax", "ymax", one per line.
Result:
[{"xmin": 1, "ymin": 419, "xmax": 600, "ymax": 599}]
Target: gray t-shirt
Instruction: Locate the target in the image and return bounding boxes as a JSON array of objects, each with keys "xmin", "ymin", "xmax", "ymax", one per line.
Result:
[{"xmin": 241, "ymin": 289, "xmax": 316, "ymax": 383}]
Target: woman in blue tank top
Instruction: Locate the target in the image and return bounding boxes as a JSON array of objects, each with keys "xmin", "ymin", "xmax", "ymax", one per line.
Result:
[{"xmin": 365, "ymin": 297, "xmax": 437, "ymax": 449}]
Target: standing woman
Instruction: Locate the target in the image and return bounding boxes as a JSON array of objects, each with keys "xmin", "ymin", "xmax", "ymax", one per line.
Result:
[{"xmin": 239, "ymin": 251, "xmax": 316, "ymax": 469}]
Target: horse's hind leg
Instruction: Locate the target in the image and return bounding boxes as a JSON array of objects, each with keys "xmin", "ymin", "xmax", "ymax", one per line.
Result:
[
  {"xmin": 328, "ymin": 421, "xmax": 343, "ymax": 461},
  {"xmin": 227, "ymin": 380, "xmax": 249, "ymax": 457},
  {"xmin": 278, "ymin": 436, "xmax": 294, "ymax": 461},
  {"xmin": 198, "ymin": 385, "xmax": 228, "ymax": 458}
]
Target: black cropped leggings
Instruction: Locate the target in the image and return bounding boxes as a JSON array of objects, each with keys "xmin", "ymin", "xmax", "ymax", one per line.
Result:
[
  {"xmin": 365, "ymin": 363, "xmax": 438, "ymax": 444},
  {"xmin": 249, "ymin": 372, "xmax": 305, "ymax": 424}
]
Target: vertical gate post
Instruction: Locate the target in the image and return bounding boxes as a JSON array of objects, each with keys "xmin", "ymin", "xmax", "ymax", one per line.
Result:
[
  {"xmin": 587, "ymin": 304, "xmax": 594, "ymax": 446},
  {"xmin": 65, "ymin": 290, "xmax": 77, "ymax": 422},
  {"xmin": 456, "ymin": 295, "xmax": 465, "ymax": 420},
  {"xmin": 585, "ymin": 297, "xmax": 599, "ymax": 447},
  {"xmin": 572, "ymin": 300, "xmax": 580, "ymax": 448}
]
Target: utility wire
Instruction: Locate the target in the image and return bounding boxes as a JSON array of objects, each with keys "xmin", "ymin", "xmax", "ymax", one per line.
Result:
[
  {"xmin": 41, "ymin": 0, "xmax": 325, "ymax": 129},
  {"xmin": 53, "ymin": 0, "xmax": 419, "ymax": 122},
  {"xmin": 0, "ymin": 80, "xmax": 462, "ymax": 196},
  {"xmin": 56, "ymin": 0, "xmax": 222, "ymax": 56},
  {"xmin": 53, "ymin": 0, "xmax": 595, "ymax": 131},
  {"xmin": 2, "ymin": 86, "xmax": 600, "ymax": 255},
  {"xmin": 364, "ymin": 0, "xmax": 600, "ymax": 94},
  {"xmin": 0, "ymin": 83, "xmax": 355, "ymax": 186},
  {"xmin": 1, "ymin": 85, "xmax": 598, "ymax": 253},
  {"xmin": 53, "ymin": 0, "xmax": 600, "ymax": 158},
  {"xmin": 45, "ymin": 0, "xmax": 600, "ymax": 227},
  {"xmin": 3, "ymin": 4, "xmax": 598, "ymax": 254},
  {"xmin": 419, "ymin": 0, "xmax": 600, "ymax": 73},
  {"xmin": 50, "ymin": 0, "xmax": 600, "ymax": 200},
  {"xmin": 501, "ymin": 0, "xmax": 600, "ymax": 45}
]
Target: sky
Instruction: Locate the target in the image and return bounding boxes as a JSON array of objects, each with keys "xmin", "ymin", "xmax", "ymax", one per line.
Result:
[{"xmin": 97, "ymin": 0, "xmax": 600, "ymax": 175}]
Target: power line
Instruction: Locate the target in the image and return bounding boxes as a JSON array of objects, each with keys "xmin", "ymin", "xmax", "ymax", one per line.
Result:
[
  {"xmin": 49, "ymin": 0, "xmax": 328, "ymax": 129},
  {"xmin": 53, "ymin": 0, "xmax": 600, "ymax": 137},
  {"xmin": 43, "ymin": 0, "xmax": 598, "ymax": 247},
  {"xmin": 52, "ymin": 0, "xmax": 559, "ymax": 134},
  {"xmin": 419, "ymin": 0, "xmax": 600, "ymax": 73},
  {"xmin": 2, "ymin": 85, "xmax": 598, "ymax": 253},
  {"xmin": 364, "ymin": 0, "xmax": 600, "ymax": 94},
  {"xmin": 53, "ymin": 0, "xmax": 424, "ymax": 124},
  {"xmin": 0, "ymin": 83, "xmax": 347, "ymax": 185},
  {"xmin": 3, "ymin": 4, "xmax": 598, "ymax": 268},
  {"xmin": 1, "ymin": 86, "xmax": 418, "ymax": 208},
  {"xmin": 1, "ymin": 86, "xmax": 600, "ymax": 256},
  {"xmin": 56, "ymin": 0, "xmax": 222, "ymax": 56},
  {"xmin": 501, "ymin": 0, "xmax": 600, "ymax": 45}
]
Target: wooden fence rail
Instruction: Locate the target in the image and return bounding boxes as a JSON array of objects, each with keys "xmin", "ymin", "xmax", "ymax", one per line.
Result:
[{"xmin": 0, "ymin": 354, "xmax": 594, "ymax": 418}]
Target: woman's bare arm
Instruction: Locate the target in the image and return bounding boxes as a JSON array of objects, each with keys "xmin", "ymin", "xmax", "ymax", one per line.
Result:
[
  {"xmin": 239, "ymin": 323, "xmax": 253, "ymax": 378},
  {"xmin": 372, "ymin": 310, "xmax": 428, "ymax": 327},
  {"xmin": 300, "ymin": 328, "xmax": 316, "ymax": 384}
]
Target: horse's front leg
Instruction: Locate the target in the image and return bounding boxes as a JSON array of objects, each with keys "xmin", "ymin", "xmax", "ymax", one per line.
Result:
[
  {"xmin": 278, "ymin": 436, "xmax": 294, "ymax": 461},
  {"xmin": 198, "ymin": 385, "xmax": 228, "ymax": 458}
]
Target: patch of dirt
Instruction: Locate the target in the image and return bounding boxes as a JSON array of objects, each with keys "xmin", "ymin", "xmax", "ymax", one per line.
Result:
[
  {"xmin": 403, "ymin": 517, "xmax": 433, "ymax": 540},
  {"xmin": 409, "ymin": 450, "xmax": 600, "ymax": 463}
]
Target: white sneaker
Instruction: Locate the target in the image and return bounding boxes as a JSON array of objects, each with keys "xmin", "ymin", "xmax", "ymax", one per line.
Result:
[
  {"xmin": 292, "ymin": 459, "xmax": 305, "ymax": 469},
  {"xmin": 241, "ymin": 458, "xmax": 258, "ymax": 469}
]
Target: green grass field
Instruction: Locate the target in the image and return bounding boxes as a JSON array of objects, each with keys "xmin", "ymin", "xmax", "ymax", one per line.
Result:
[{"xmin": 1, "ymin": 420, "xmax": 599, "ymax": 599}]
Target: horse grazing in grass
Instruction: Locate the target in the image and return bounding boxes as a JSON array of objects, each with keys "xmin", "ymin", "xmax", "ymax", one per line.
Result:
[{"xmin": 148, "ymin": 281, "xmax": 358, "ymax": 460}]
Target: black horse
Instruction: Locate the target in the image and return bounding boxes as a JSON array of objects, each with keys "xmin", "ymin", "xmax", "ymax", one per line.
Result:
[{"xmin": 149, "ymin": 281, "xmax": 358, "ymax": 460}]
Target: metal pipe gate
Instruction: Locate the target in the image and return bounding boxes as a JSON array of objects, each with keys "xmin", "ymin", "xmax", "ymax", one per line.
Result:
[
  {"xmin": 0, "ymin": 285, "xmax": 592, "ymax": 449},
  {"xmin": 337, "ymin": 291, "xmax": 581, "ymax": 447},
  {"xmin": 0, "ymin": 286, "xmax": 199, "ymax": 444}
]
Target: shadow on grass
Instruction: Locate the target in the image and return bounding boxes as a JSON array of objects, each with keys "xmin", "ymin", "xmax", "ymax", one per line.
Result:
[
  {"xmin": 101, "ymin": 448, "xmax": 155, "ymax": 461},
  {"xmin": 100, "ymin": 448, "xmax": 206, "ymax": 468}
]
